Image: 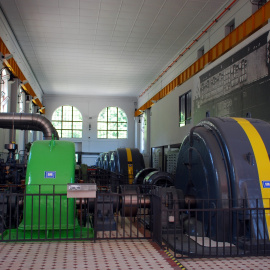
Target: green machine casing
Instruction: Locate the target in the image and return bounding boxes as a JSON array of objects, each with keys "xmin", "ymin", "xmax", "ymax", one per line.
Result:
[
  {"xmin": 3, "ymin": 138, "xmax": 94, "ymax": 240},
  {"xmin": 21, "ymin": 139, "xmax": 77, "ymax": 232}
]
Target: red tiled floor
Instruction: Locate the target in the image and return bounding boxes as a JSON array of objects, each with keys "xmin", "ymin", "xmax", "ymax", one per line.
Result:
[{"xmin": 0, "ymin": 239, "xmax": 180, "ymax": 270}]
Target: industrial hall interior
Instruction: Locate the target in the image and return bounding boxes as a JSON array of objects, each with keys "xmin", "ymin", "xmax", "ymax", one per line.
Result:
[{"xmin": 1, "ymin": 0, "xmax": 270, "ymax": 269}]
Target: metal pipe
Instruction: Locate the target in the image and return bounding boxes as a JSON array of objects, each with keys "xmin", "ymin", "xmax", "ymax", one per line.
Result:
[{"xmin": 0, "ymin": 113, "xmax": 59, "ymax": 140}]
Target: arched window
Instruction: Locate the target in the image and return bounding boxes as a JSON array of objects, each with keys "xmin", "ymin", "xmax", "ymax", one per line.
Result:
[
  {"xmin": 52, "ymin": 105, "xmax": 82, "ymax": 138},
  {"xmin": 0, "ymin": 69, "xmax": 9, "ymax": 112},
  {"xmin": 18, "ymin": 87, "xmax": 25, "ymax": 113},
  {"xmin": 97, "ymin": 107, "xmax": 127, "ymax": 139}
]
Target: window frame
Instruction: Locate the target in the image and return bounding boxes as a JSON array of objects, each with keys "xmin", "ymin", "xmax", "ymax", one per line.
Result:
[
  {"xmin": 225, "ymin": 19, "xmax": 235, "ymax": 36},
  {"xmin": 52, "ymin": 105, "xmax": 83, "ymax": 138},
  {"xmin": 97, "ymin": 107, "xmax": 128, "ymax": 139},
  {"xmin": 197, "ymin": 46, "xmax": 205, "ymax": 59},
  {"xmin": 179, "ymin": 90, "xmax": 192, "ymax": 127},
  {"xmin": 1, "ymin": 69, "xmax": 9, "ymax": 113},
  {"xmin": 18, "ymin": 87, "xmax": 25, "ymax": 113}
]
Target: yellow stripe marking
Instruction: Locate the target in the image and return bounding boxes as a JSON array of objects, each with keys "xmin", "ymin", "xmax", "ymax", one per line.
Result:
[
  {"xmin": 233, "ymin": 117, "xmax": 270, "ymax": 238},
  {"xmin": 164, "ymin": 249, "xmax": 185, "ymax": 269},
  {"xmin": 126, "ymin": 148, "xmax": 134, "ymax": 184}
]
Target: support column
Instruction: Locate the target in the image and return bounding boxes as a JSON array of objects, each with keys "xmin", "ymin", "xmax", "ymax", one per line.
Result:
[
  {"xmin": 8, "ymin": 78, "xmax": 20, "ymax": 143},
  {"xmin": 134, "ymin": 116, "xmax": 140, "ymax": 149},
  {"xmin": 143, "ymin": 109, "xmax": 151, "ymax": 167},
  {"xmin": 24, "ymin": 96, "xmax": 30, "ymax": 145}
]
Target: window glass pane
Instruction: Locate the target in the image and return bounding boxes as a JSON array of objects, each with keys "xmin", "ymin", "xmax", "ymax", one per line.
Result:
[
  {"xmin": 98, "ymin": 131, "xmax": 107, "ymax": 138},
  {"xmin": 63, "ymin": 106, "xmax": 72, "ymax": 121},
  {"xmin": 118, "ymin": 108, "xmax": 127, "ymax": 122},
  {"xmin": 186, "ymin": 91, "xmax": 192, "ymax": 121},
  {"xmin": 108, "ymin": 122, "xmax": 117, "ymax": 130},
  {"xmin": 18, "ymin": 88, "xmax": 24, "ymax": 113},
  {"xmin": 118, "ymin": 131, "xmax": 127, "ymax": 138},
  {"xmin": 52, "ymin": 106, "xmax": 82, "ymax": 138},
  {"xmin": 108, "ymin": 131, "xmax": 117, "ymax": 138},
  {"xmin": 73, "ymin": 130, "xmax": 82, "ymax": 138},
  {"xmin": 98, "ymin": 108, "xmax": 107, "ymax": 121},
  {"xmin": 98, "ymin": 122, "xmax": 107, "ymax": 130},
  {"xmin": 63, "ymin": 122, "xmax": 72, "ymax": 129},
  {"xmin": 118, "ymin": 123, "xmax": 127, "ymax": 130},
  {"xmin": 73, "ymin": 107, "xmax": 82, "ymax": 121},
  {"xmin": 62, "ymin": 130, "xmax": 72, "ymax": 138},
  {"xmin": 179, "ymin": 91, "xmax": 191, "ymax": 127},
  {"xmin": 179, "ymin": 95, "xmax": 186, "ymax": 127},
  {"xmin": 52, "ymin": 121, "xmax": 62, "ymax": 129},
  {"xmin": 97, "ymin": 107, "xmax": 128, "ymax": 139},
  {"xmin": 1, "ymin": 69, "xmax": 8, "ymax": 113},
  {"xmin": 56, "ymin": 129, "xmax": 61, "ymax": 137},
  {"xmin": 73, "ymin": 122, "xmax": 82, "ymax": 129},
  {"xmin": 108, "ymin": 107, "xmax": 117, "ymax": 122},
  {"xmin": 52, "ymin": 107, "xmax": 62, "ymax": 120}
]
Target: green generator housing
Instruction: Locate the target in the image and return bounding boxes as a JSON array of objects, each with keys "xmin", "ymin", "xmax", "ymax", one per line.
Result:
[
  {"xmin": 20, "ymin": 139, "xmax": 77, "ymax": 232},
  {"xmin": 3, "ymin": 138, "xmax": 94, "ymax": 240}
]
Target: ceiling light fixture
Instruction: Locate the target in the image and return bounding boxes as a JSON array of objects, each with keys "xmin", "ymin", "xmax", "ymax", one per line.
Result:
[
  {"xmin": 8, "ymin": 73, "xmax": 15, "ymax": 84},
  {"xmin": 2, "ymin": 53, "xmax": 13, "ymax": 61},
  {"xmin": 25, "ymin": 95, "xmax": 31, "ymax": 103},
  {"xmin": 137, "ymin": 114, "xmax": 143, "ymax": 124},
  {"xmin": 21, "ymin": 80, "xmax": 28, "ymax": 85}
]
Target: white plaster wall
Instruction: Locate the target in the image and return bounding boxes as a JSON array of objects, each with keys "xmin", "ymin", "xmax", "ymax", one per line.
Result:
[
  {"xmin": 0, "ymin": 0, "xmax": 258, "ymax": 157},
  {"xmin": 141, "ymin": 0, "xmax": 256, "ymax": 149},
  {"xmin": 43, "ymin": 95, "xmax": 137, "ymax": 165},
  {"xmin": 150, "ymin": 20, "xmax": 270, "ymax": 149},
  {"xmin": 150, "ymin": 78, "xmax": 196, "ymax": 148},
  {"xmin": 138, "ymin": 0, "xmax": 253, "ymax": 108}
]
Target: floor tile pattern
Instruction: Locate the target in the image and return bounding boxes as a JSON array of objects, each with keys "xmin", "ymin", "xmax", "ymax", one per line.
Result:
[
  {"xmin": 0, "ymin": 239, "xmax": 180, "ymax": 270},
  {"xmin": 179, "ymin": 256, "xmax": 270, "ymax": 270},
  {"xmin": 1, "ymin": 239, "xmax": 270, "ymax": 269}
]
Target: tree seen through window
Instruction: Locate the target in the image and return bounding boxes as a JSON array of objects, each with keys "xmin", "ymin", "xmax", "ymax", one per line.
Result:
[
  {"xmin": 97, "ymin": 107, "xmax": 128, "ymax": 139},
  {"xmin": 52, "ymin": 105, "xmax": 82, "ymax": 138}
]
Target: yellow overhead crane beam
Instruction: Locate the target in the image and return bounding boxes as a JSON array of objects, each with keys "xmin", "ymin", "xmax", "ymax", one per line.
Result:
[
  {"xmin": 135, "ymin": 1, "xmax": 270, "ymax": 117},
  {"xmin": 0, "ymin": 37, "xmax": 45, "ymax": 114}
]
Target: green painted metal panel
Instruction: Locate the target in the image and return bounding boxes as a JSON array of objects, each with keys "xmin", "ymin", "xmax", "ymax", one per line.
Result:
[
  {"xmin": 25, "ymin": 139, "xmax": 75, "ymax": 188},
  {"xmin": 5, "ymin": 138, "xmax": 95, "ymax": 240},
  {"xmin": 20, "ymin": 139, "xmax": 77, "ymax": 231}
]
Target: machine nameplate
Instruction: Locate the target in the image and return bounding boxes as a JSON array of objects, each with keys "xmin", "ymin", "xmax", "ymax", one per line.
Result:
[
  {"xmin": 67, "ymin": 183, "xmax": 97, "ymax": 198},
  {"xmin": 262, "ymin": 181, "xmax": 270, "ymax": 188},
  {"xmin": 44, "ymin": 171, "xmax": 56, "ymax": 179}
]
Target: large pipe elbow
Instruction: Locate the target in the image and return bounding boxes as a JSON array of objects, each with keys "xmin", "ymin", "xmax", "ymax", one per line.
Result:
[{"xmin": 0, "ymin": 113, "xmax": 59, "ymax": 140}]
